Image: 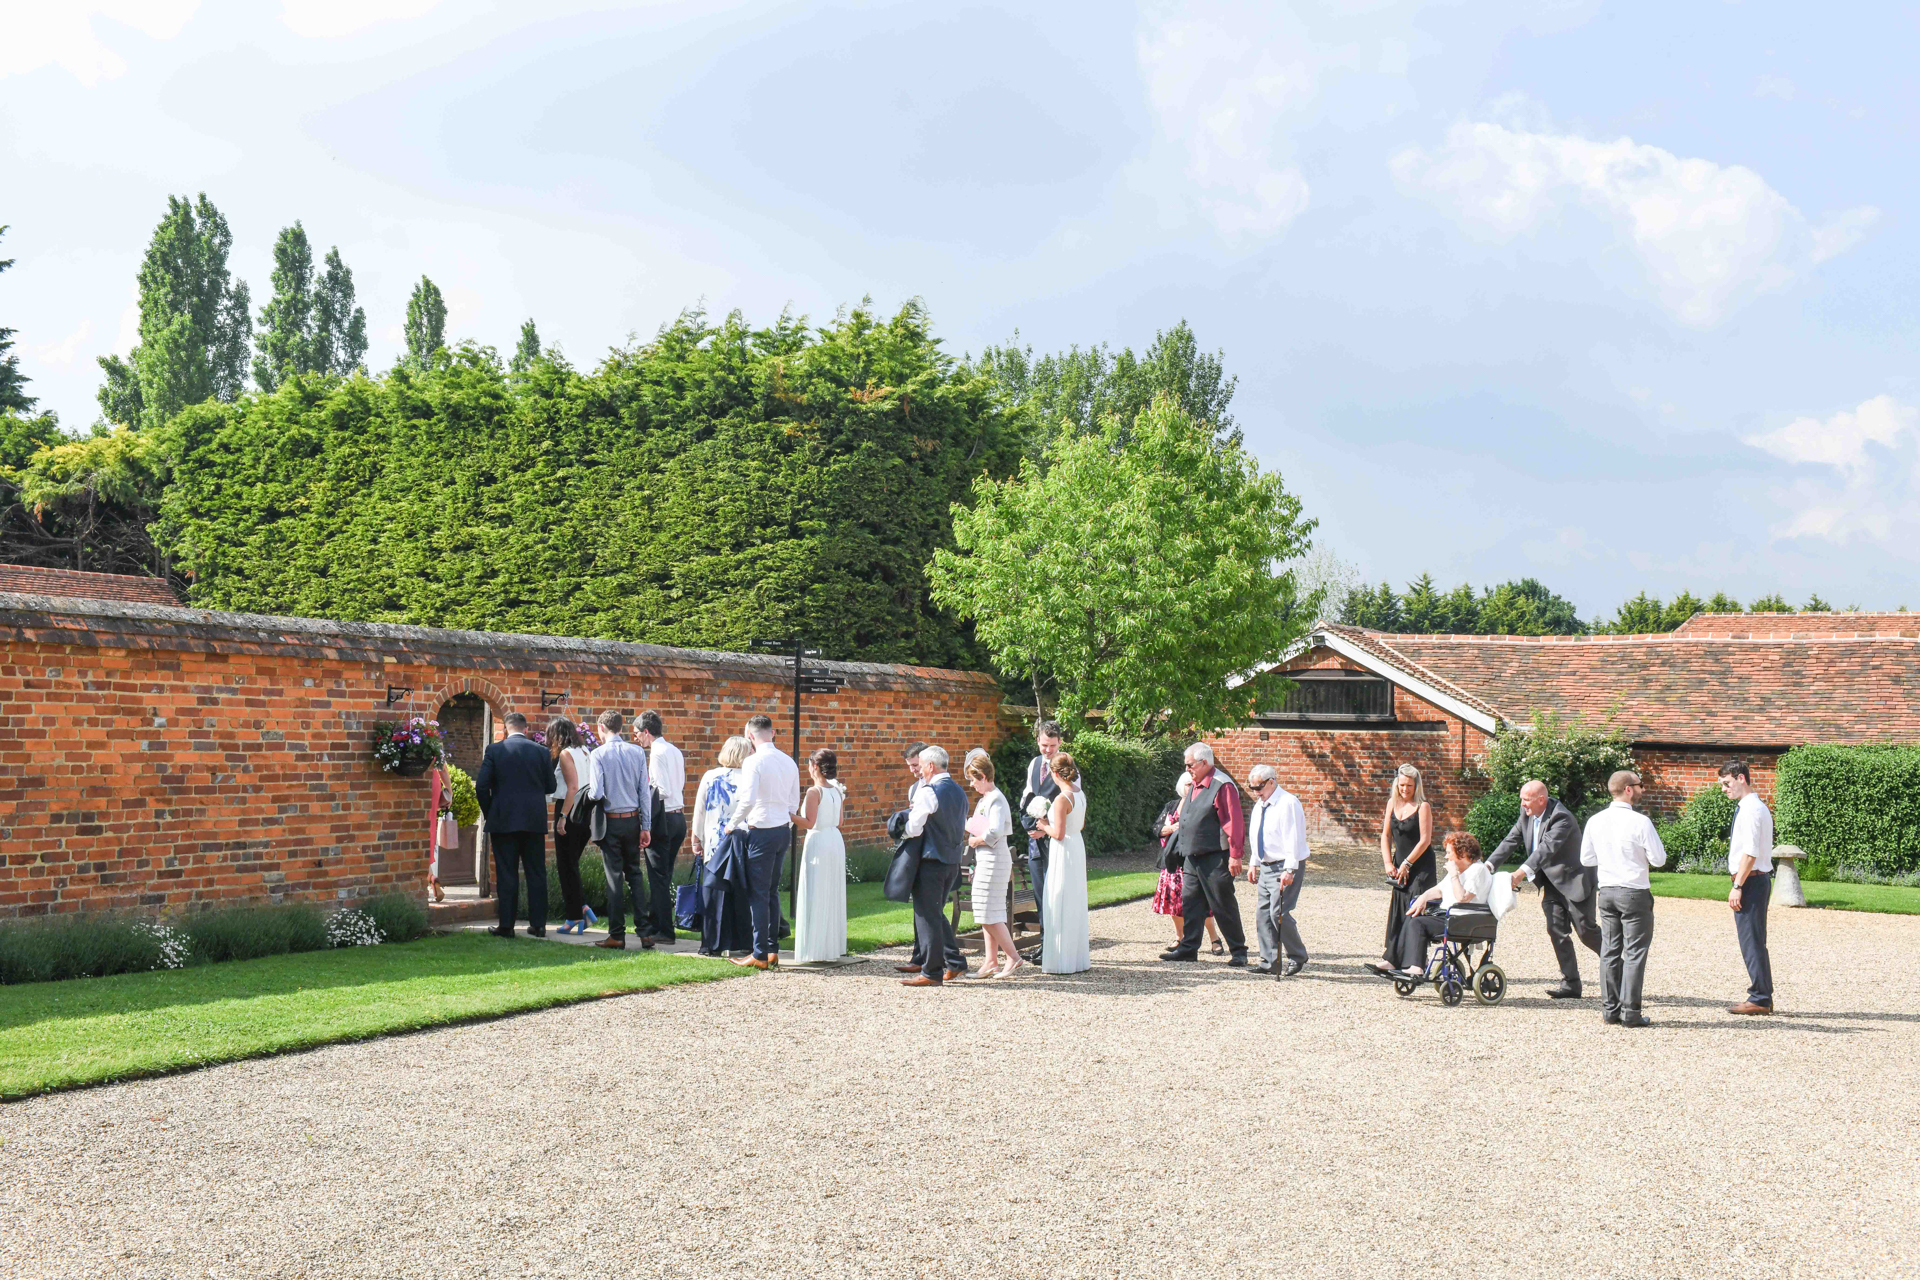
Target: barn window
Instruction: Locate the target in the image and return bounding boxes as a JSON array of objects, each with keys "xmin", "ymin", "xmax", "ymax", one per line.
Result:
[{"xmin": 1257, "ymin": 671, "xmax": 1394, "ymax": 721}]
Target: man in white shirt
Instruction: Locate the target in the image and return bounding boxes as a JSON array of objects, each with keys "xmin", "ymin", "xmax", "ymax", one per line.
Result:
[
  {"xmin": 636, "ymin": 710, "xmax": 688, "ymax": 945},
  {"xmin": 1245, "ymin": 764, "xmax": 1311, "ymax": 977},
  {"xmin": 1579, "ymin": 770, "xmax": 1667, "ymax": 1027},
  {"xmin": 1719, "ymin": 761, "xmax": 1776, "ymax": 1015},
  {"xmin": 727, "ymin": 715, "xmax": 801, "ymax": 969}
]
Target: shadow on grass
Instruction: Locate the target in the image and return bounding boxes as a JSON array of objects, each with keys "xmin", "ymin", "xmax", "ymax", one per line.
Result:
[{"xmin": 0, "ymin": 933, "xmax": 700, "ymax": 1033}]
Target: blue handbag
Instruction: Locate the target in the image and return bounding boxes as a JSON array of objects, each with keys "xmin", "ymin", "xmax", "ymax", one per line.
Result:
[{"xmin": 675, "ymin": 859, "xmax": 705, "ymax": 931}]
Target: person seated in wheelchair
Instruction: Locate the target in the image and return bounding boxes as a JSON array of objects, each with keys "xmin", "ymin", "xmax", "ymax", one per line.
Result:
[{"xmin": 1386, "ymin": 831, "xmax": 1493, "ymax": 980}]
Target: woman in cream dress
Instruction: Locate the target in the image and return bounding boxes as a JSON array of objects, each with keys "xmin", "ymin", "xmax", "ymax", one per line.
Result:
[
  {"xmin": 964, "ymin": 754, "xmax": 1021, "ymax": 979},
  {"xmin": 1032, "ymin": 753, "xmax": 1089, "ymax": 975},
  {"xmin": 791, "ymin": 748, "xmax": 847, "ymax": 963}
]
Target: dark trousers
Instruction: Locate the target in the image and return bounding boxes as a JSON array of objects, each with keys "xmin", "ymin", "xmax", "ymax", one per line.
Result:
[
  {"xmin": 913, "ymin": 856, "xmax": 966, "ymax": 980},
  {"xmin": 1597, "ymin": 886, "xmax": 1655, "ymax": 1018},
  {"xmin": 1397, "ymin": 910, "xmax": 1450, "ymax": 972},
  {"xmin": 552, "ymin": 809, "xmax": 592, "ymax": 921},
  {"xmin": 645, "ymin": 810, "xmax": 687, "ymax": 940},
  {"xmin": 744, "ymin": 825, "xmax": 791, "ymax": 961},
  {"xmin": 1540, "ymin": 877, "xmax": 1602, "ymax": 991},
  {"xmin": 1177, "ymin": 850, "xmax": 1247, "ymax": 958},
  {"xmin": 492, "ymin": 830, "xmax": 547, "ymax": 933},
  {"xmin": 1734, "ymin": 872, "xmax": 1774, "ymax": 1006},
  {"xmin": 597, "ymin": 814, "xmax": 647, "ymax": 939},
  {"xmin": 913, "ymin": 858, "xmax": 971, "ymax": 970}
]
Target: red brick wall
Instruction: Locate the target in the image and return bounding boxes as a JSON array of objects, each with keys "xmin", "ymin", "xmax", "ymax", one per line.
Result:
[
  {"xmin": 1203, "ymin": 678, "xmax": 1492, "ymax": 843},
  {"xmin": 1635, "ymin": 747, "xmax": 1780, "ymax": 818},
  {"xmin": 0, "ymin": 598, "xmax": 1011, "ymax": 918}
]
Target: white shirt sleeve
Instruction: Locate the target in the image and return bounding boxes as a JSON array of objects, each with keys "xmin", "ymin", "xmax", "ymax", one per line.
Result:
[
  {"xmin": 903, "ymin": 780, "xmax": 940, "ymax": 837},
  {"xmin": 1644, "ymin": 815, "xmax": 1668, "ymax": 869},
  {"xmin": 728, "ymin": 754, "xmax": 761, "ymax": 831},
  {"xmin": 1282, "ymin": 794, "xmax": 1309, "ymax": 869},
  {"xmin": 1580, "ymin": 818, "xmax": 1598, "ymax": 867}
]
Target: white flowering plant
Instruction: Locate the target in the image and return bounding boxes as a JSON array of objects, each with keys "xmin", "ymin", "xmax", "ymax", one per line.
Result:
[
  {"xmin": 135, "ymin": 920, "xmax": 191, "ymax": 970},
  {"xmin": 325, "ymin": 908, "xmax": 384, "ymax": 948}
]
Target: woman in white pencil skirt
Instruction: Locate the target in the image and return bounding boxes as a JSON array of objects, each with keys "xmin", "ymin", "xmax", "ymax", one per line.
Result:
[{"xmin": 965, "ymin": 754, "xmax": 1022, "ymax": 979}]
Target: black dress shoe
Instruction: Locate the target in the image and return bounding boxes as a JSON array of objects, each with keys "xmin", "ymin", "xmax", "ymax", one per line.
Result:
[
  {"xmin": 1545, "ymin": 985, "xmax": 1582, "ymax": 999},
  {"xmin": 1603, "ymin": 1011, "xmax": 1622, "ymax": 1025},
  {"xmin": 1159, "ymin": 949, "xmax": 1198, "ymax": 962},
  {"xmin": 1225, "ymin": 953, "xmax": 1248, "ymax": 968},
  {"xmin": 1282, "ymin": 959, "xmax": 1307, "ymax": 977},
  {"xmin": 1619, "ymin": 1013, "xmax": 1651, "ymax": 1028},
  {"xmin": 525, "ymin": 928, "xmax": 547, "ymax": 938},
  {"xmin": 486, "ymin": 926, "xmax": 515, "ymax": 938}
]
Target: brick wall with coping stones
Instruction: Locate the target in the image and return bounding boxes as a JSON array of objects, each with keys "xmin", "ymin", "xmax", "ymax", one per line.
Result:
[{"xmin": 0, "ymin": 594, "xmax": 1014, "ymax": 918}]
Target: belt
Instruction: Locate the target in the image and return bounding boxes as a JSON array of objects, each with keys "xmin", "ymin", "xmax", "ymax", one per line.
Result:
[{"xmin": 605, "ymin": 808, "xmax": 638, "ymax": 818}]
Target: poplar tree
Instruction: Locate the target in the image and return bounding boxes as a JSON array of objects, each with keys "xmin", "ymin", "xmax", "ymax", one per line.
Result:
[
  {"xmin": 311, "ymin": 248, "xmax": 366, "ymax": 375},
  {"xmin": 0, "ymin": 225, "xmax": 32, "ymax": 413},
  {"xmin": 253, "ymin": 222, "xmax": 314, "ymax": 391},
  {"xmin": 403, "ymin": 276, "xmax": 446, "ymax": 368},
  {"xmin": 95, "ymin": 194, "xmax": 251, "ymax": 428},
  {"xmin": 510, "ymin": 319, "xmax": 540, "ymax": 375}
]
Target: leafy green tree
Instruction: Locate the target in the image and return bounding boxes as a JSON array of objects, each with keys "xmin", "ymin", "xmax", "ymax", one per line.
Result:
[
  {"xmin": 1439, "ymin": 581, "xmax": 1481, "ymax": 631},
  {"xmin": 312, "ymin": 248, "xmax": 367, "ymax": 376},
  {"xmin": 14, "ymin": 425, "xmax": 171, "ymax": 575},
  {"xmin": 253, "ymin": 222, "xmax": 314, "ymax": 391},
  {"xmin": 973, "ymin": 319, "xmax": 1238, "ymax": 458},
  {"xmin": 1605, "ymin": 591, "xmax": 1667, "ymax": 634},
  {"xmin": 1400, "ymin": 573, "xmax": 1445, "ymax": 632},
  {"xmin": 1340, "ymin": 581, "xmax": 1403, "ymax": 631},
  {"xmin": 1477, "ymin": 578, "xmax": 1584, "ymax": 635},
  {"xmin": 0, "ymin": 410, "xmax": 66, "ymax": 567},
  {"xmin": 1749, "ymin": 592, "xmax": 1792, "ymax": 613},
  {"xmin": 96, "ymin": 194, "xmax": 251, "ymax": 428},
  {"xmin": 510, "ymin": 319, "xmax": 541, "ymax": 375},
  {"xmin": 929, "ymin": 393, "xmax": 1314, "ymax": 736},
  {"xmin": 403, "ymin": 276, "xmax": 446, "ymax": 368},
  {"xmin": 1481, "ymin": 711, "xmax": 1635, "ymax": 811},
  {"xmin": 1704, "ymin": 592, "xmax": 1743, "ymax": 613},
  {"xmin": 1802, "ymin": 593, "xmax": 1833, "ymax": 612},
  {"xmin": 1662, "ymin": 589, "xmax": 1705, "ymax": 629},
  {"xmin": 0, "ymin": 226, "xmax": 34, "ymax": 413}
]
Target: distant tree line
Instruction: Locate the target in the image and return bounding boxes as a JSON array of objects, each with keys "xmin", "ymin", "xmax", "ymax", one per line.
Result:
[{"xmin": 1337, "ymin": 576, "xmax": 1872, "ymax": 637}]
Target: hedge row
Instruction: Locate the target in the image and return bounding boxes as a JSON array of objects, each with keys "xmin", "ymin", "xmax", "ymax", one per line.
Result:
[
  {"xmin": 988, "ymin": 731, "xmax": 1184, "ymax": 858},
  {"xmin": 1777, "ymin": 745, "xmax": 1920, "ymax": 878}
]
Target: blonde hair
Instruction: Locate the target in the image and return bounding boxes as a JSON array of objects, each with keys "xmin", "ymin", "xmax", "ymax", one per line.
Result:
[
  {"xmin": 718, "ymin": 735, "xmax": 750, "ymax": 770},
  {"xmin": 1388, "ymin": 763, "xmax": 1427, "ymax": 811}
]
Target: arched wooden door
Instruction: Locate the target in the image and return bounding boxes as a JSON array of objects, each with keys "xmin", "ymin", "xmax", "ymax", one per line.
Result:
[{"xmin": 436, "ymin": 694, "xmax": 491, "ymax": 886}]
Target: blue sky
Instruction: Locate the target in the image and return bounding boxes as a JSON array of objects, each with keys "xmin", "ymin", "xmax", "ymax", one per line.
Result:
[{"xmin": 4, "ymin": 1, "xmax": 1918, "ymax": 619}]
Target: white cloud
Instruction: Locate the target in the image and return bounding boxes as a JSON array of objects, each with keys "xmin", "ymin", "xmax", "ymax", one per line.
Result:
[
  {"xmin": 1745, "ymin": 395, "xmax": 1920, "ymax": 542},
  {"xmin": 30, "ymin": 319, "xmax": 92, "ymax": 370},
  {"xmin": 1753, "ymin": 74, "xmax": 1797, "ymax": 101},
  {"xmin": 280, "ymin": 0, "xmax": 449, "ymax": 39},
  {"xmin": 1391, "ymin": 119, "xmax": 1880, "ymax": 324},
  {"xmin": 0, "ymin": 1, "xmax": 199, "ymax": 86}
]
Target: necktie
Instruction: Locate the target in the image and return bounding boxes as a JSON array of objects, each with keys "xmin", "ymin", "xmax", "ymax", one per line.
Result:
[
  {"xmin": 1531, "ymin": 816, "xmax": 1541, "ymax": 851},
  {"xmin": 1258, "ymin": 805, "xmax": 1267, "ymax": 861}
]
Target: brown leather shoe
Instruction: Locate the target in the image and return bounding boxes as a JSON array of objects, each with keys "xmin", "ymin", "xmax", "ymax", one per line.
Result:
[
  {"xmin": 900, "ymin": 975, "xmax": 942, "ymax": 987},
  {"xmin": 731, "ymin": 955, "xmax": 771, "ymax": 970},
  {"xmin": 943, "ymin": 968, "xmax": 966, "ymax": 982},
  {"xmin": 894, "ymin": 963, "xmax": 921, "ymax": 973},
  {"xmin": 594, "ymin": 937, "xmax": 626, "ymax": 949},
  {"xmin": 766, "ymin": 953, "xmax": 780, "ymax": 968},
  {"xmin": 1727, "ymin": 1001, "xmax": 1774, "ymax": 1015}
]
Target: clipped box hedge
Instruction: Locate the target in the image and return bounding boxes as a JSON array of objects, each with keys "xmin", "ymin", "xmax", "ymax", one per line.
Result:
[
  {"xmin": 1776, "ymin": 745, "xmax": 1920, "ymax": 878},
  {"xmin": 991, "ymin": 730, "xmax": 1184, "ymax": 857}
]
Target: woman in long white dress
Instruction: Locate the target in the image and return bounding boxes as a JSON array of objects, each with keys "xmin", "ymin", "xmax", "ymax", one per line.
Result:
[
  {"xmin": 964, "ymin": 754, "xmax": 1022, "ymax": 979},
  {"xmin": 1034, "ymin": 752, "xmax": 1090, "ymax": 975},
  {"xmin": 791, "ymin": 748, "xmax": 847, "ymax": 963}
]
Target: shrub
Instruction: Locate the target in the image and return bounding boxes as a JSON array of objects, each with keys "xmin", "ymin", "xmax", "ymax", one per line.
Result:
[
  {"xmin": 1070, "ymin": 732, "xmax": 1184, "ymax": 855},
  {"xmin": 325, "ymin": 908, "xmax": 384, "ymax": 948},
  {"xmin": 0, "ymin": 914, "xmax": 172, "ymax": 984},
  {"xmin": 181, "ymin": 903, "xmax": 327, "ymax": 964},
  {"xmin": 363, "ymin": 891, "xmax": 430, "ymax": 942},
  {"xmin": 443, "ymin": 764, "xmax": 480, "ymax": 827},
  {"xmin": 1480, "ymin": 712, "xmax": 1634, "ymax": 811},
  {"xmin": 1467, "ymin": 791, "xmax": 1521, "ymax": 858},
  {"xmin": 1655, "ymin": 786, "xmax": 1737, "ymax": 870},
  {"xmin": 1776, "ymin": 744, "xmax": 1920, "ymax": 879}
]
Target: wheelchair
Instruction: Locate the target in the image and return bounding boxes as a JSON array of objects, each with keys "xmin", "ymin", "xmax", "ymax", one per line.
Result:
[{"xmin": 1392, "ymin": 904, "xmax": 1507, "ymax": 1006}]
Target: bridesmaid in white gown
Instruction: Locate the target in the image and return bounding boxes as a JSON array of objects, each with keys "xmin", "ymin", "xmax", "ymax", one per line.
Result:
[
  {"xmin": 791, "ymin": 748, "xmax": 847, "ymax": 963},
  {"xmin": 1034, "ymin": 753, "xmax": 1090, "ymax": 975}
]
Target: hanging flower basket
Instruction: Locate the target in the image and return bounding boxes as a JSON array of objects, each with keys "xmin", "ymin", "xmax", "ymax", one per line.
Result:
[{"xmin": 372, "ymin": 718, "xmax": 445, "ymax": 775}]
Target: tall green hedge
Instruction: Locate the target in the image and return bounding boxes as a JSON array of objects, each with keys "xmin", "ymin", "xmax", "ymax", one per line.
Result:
[
  {"xmin": 1776, "ymin": 745, "xmax": 1920, "ymax": 878},
  {"xmin": 987, "ymin": 729, "xmax": 1182, "ymax": 857},
  {"xmin": 1466, "ymin": 791, "xmax": 1521, "ymax": 858}
]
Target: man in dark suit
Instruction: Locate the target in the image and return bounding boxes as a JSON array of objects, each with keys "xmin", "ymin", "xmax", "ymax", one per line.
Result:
[
  {"xmin": 900, "ymin": 745, "xmax": 969, "ymax": 986},
  {"xmin": 474, "ymin": 711, "xmax": 557, "ymax": 939},
  {"xmin": 1489, "ymin": 779, "xmax": 1601, "ymax": 998}
]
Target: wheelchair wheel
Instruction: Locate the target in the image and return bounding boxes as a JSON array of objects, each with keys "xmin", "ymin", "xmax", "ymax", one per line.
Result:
[
  {"xmin": 1474, "ymin": 964, "xmax": 1507, "ymax": 1005},
  {"xmin": 1393, "ymin": 978, "xmax": 1417, "ymax": 997},
  {"xmin": 1439, "ymin": 977, "xmax": 1464, "ymax": 1007}
]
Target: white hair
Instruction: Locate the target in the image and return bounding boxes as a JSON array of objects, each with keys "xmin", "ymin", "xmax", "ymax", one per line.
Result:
[
  {"xmin": 1248, "ymin": 764, "xmax": 1277, "ymax": 787},
  {"xmin": 919, "ymin": 744, "xmax": 949, "ymax": 770},
  {"xmin": 1184, "ymin": 742, "xmax": 1215, "ymax": 765},
  {"xmin": 1175, "ymin": 771, "xmax": 1192, "ymax": 797}
]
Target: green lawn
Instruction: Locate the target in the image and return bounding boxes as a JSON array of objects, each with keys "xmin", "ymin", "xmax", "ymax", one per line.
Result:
[
  {"xmin": 1650, "ymin": 871, "xmax": 1920, "ymax": 915},
  {"xmin": 0, "ymin": 934, "xmax": 743, "ymax": 1100},
  {"xmin": 844, "ymin": 863, "xmax": 1161, "ymax": 952}
]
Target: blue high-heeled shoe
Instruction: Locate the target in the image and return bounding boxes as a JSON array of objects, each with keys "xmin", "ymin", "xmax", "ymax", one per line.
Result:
[
  {"xmin": 583, "ymin": 906, "xmax": 599, "ymax": 927},
  {"xmin": 557, "ymin": 919, "xmax": 583, "ymax": 935}
]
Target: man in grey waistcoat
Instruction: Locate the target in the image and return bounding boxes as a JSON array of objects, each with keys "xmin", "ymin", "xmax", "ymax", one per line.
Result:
[{"xmin": 900, "ymin": 745, "xmax": 970, "ymax": 986}]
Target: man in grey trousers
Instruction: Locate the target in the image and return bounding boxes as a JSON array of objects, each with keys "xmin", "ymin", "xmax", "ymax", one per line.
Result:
[
  {"xmin": 1245, "ymin": 764, "xmax": 1310, "ymax": 977},
  {"xmin": 1579, "ymin": 770, "xmax": 1667, "ymax": 1027}
]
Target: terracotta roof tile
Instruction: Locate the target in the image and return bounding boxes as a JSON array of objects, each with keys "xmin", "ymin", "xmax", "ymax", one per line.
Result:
[
  {"xmin": 1321, "ymin": 624, "xmax": 1920, "ymax": 746},
  {"xmin": 1672, "ymin": 611, "xmax": 1920, "ymax": 640},
  {"xmin": 0, "ymin": 565, "xmax": 179, "ymax": 606}
]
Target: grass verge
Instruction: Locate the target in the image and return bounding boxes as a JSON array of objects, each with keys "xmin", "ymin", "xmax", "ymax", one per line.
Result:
[
  {"xmin": 1650, "ymin": 871, "xmax": 1920, "ymax": 915},
  {"xmin": 0, "ymin": 933, "xmax": 743, "ymax": 1100},
  {"xmin": 845, "ymin": 863, "xmax": 1160, "ymax": 952}
]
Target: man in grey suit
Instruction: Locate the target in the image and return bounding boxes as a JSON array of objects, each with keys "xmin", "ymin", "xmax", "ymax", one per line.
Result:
[{"xmin": 1489, "ymin": 779, "xmax": 1601, "ymax": 998}]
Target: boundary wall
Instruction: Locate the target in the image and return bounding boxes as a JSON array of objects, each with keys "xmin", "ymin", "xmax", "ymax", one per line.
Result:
[{"xmin": 0, "ymin": 594, "xmax": 1011, "ymax": 918}]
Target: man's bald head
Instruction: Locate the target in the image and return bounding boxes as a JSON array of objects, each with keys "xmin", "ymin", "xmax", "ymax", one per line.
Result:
[{"xmin": 1519, "ymin": 780, "xmax": 1549, "ymax": 816}]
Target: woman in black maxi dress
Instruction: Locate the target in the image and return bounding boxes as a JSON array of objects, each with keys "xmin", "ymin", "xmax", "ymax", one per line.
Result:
[{"xmin": 1379, "ymin": 764, "xmax": 1435, "ymax": 968}]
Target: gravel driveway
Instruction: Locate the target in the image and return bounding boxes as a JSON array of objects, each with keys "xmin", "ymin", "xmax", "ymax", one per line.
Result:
[{"xmin": 4, "ymin": 879, "xmax": 1915, "ymax": 1279}]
